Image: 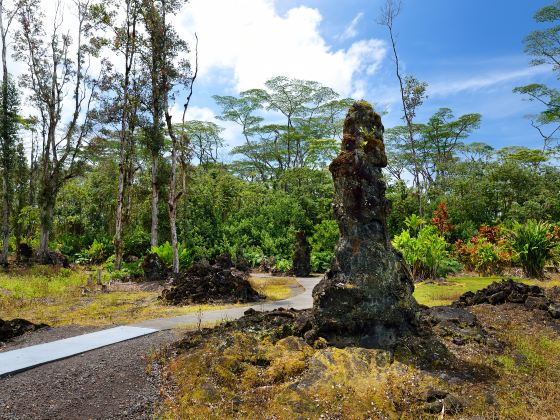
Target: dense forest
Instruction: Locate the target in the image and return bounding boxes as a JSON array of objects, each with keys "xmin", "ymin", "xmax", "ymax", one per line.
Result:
[{"xmin": 0, "ymin": 0, "xmax": 557, "ymax": 282}]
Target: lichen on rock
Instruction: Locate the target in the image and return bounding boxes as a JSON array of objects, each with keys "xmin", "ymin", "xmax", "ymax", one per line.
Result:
[{"xmin": 310, "ymin": 100, "xmax": 420, "ymax": 348}]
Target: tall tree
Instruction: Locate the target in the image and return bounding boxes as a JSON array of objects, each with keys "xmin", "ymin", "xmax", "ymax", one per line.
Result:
[
  {"xmin": 378, "ymin": 0, "xmax": 428, "ymax": 215},
  {"xmin": 94, "ymin": 0, "xmax": 141, "ymax": 270},
  {"xmin": 514, "ymin": 1, "xmax": 560, "ymax": 151},
  {"xmin": 0, "ymin": 0, "xmax": 21, "ymax": 265},
  {"xmin": 141, "ymin": 0, "xmax": 196, "ymax": 272},
  {"xmin": 15, "ymin": 0, "xmax": 100, "ymax": 259}
]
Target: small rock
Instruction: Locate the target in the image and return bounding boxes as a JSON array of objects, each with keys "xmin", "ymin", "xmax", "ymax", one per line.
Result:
[
  {"xmin": 524, "ymin": 296, "xmax": 549, "ymax": 310},
  {"xmin": 548, "ymin": 303, "xmax": 560, "ymax": 319}
]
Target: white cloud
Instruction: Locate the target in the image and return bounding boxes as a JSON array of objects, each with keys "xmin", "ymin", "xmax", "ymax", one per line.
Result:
[
  {"xmin": 338, "ymin": 12, "xmax": 364, "ymax": 41},
  {"xmin": 429, "ymin": 66, "xmax": 551, "ymax": 97},
  {"xmin": 175, "ymin": 0, "xmax": 385, "ymax": 96}
]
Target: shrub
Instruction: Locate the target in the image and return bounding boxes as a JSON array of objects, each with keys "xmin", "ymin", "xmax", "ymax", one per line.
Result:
[
  {"xmin": 310, "ymin": 220, "xmax": 339, "ymax": 252},
  {"xmin": 454, "ymin": 225, "xmax": 513, "ymax": 275},
  {"xmin": 243, "ymin": 247, "xmax": 265, "ymax": 267},
  {"xmin": 123, "ymin": 228, "xmax": 151, "ymax": 259},
  {"xmin": 104, "ymin": 254, "xmax": 143, "ymax": 278},
  {"xmin": 75, "ymin": 238, "xmax": 114, "ymax": 264},
  {"xmin": 404, "ymin": 214, "xmax": 426, "ymax": 237},
  {"xmin": 274, "ymin": 258, "xmax": 292, "ymax": 273},
  {"xmin": 393, "ymin": 225, "xmax": 460, "ymax": 281},
  {"xmin": 311, "ymin": 250, "xmax": 333, "ymax": 273},
  {"xmin": 508, "ymin": 220, "xmax": 560, "ymax": 278},
  {"xmin": 150, "ymin": 242, "xmax": 194, "ymax": 270},
  {"xmin": 431, "ymin": 202, "xmax": 453, "ymax": 235}
]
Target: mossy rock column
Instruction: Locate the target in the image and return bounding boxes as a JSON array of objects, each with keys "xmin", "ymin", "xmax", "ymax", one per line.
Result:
[{"xmin": 310, "ymin": 101, "xmax": 420, "ymax": 348}]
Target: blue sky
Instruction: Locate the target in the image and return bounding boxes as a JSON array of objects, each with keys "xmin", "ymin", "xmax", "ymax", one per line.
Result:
[{"xmin": 176, "ymin": 0, "xmax": 556, "ymax": 152}]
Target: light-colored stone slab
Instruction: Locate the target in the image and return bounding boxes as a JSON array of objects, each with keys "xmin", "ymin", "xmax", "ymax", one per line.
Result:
[{"xmin": 0, "ymin": 326, "xmax": 157, "ymax": 378}]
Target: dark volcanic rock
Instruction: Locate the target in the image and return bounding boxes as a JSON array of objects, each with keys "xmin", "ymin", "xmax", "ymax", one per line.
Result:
[
  {"xmin": 292, "ymin": 231, "xmax": 311, "ymax": 277},
  {"xmin": 424, "ymin": 306, "xmax": 486, "ymax": 345},
  {"xmin": 310, "ymin": 101, "xmax": 420, "ymax": 348},
  {"xmin": 0, "ymin": 318, "xmax": 47, "ymax": 343},
  {"xmin": 142, "ymin": 252, "xmax": 169, "ymax": 282},
  {"xmin": 163, "ymin": 261, "xmax": 262, "ymax": 305},
  {"xmin": 453, "ymin": 279, "xmax": 548, "ymax": 307},
  {"xmin": 33, "ymin": 250, "xmax": 69, "ymax": 268},
  {"xmin": 17, "ymin": 243, "xmax": 33, "ymax": 261}
]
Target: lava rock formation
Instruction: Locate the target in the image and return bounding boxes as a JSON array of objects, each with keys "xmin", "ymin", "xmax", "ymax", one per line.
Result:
[{"xmin": 310, "ymin": 101, "xmax": 420, "ymax": 347}]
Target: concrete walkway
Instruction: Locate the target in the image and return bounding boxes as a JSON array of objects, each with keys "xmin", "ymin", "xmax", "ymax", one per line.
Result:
[{"xmin": 0, "ymin": 276, "xmax": 320, "ymax": 378}]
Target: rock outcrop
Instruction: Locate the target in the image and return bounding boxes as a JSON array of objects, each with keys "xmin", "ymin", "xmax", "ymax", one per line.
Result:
[
  {"xmin": 142, "ymin": 252, "xmax": 169, "ymax": 282},
  {"xmin": 292, "ymin": 231, "xmax": 311, "ymax": 277},
  {"xmin": 453, "ymin": 279, "xmax": 560, "ymax": 319},
  {"xmin": 310, "ymin": 101, "xmax": 420, "ymax": 347},
  {"xmin": 0, "ymin": 318, "xmax": 47, "ymax": 343},
  {"xmin": 163, "ymin": 260, "xmax": 262, "ymax": 305}
]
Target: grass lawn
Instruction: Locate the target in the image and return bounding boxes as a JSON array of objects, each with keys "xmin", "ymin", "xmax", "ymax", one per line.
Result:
[
  {"xmin": 0, "ymin": 267, "xmax": 298, "ymax": 327},
  {"xmin": 247, "ymin": 276, "xmax": 301, "ymax": 301},
  {"xmin": 414, "ymin": 275, "xmax": 560, "ymax": 307}
]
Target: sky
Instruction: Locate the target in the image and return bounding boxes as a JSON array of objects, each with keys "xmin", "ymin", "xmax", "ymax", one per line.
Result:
[
  {"xmin": 168, "ymin": 0, "xmax": 557, "ymax": 153},
  {"xmin": 6, "ymin": 0, "xmax": 557, "ymax": 155}
]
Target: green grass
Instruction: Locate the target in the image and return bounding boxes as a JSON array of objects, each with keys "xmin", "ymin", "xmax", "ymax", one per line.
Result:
[
  {"xmin": 0, "ymin": 267, "xmax": 300, "ymax": 326},
  {"xmin": 248, "ymin": 276, "xmax": 300, "ymax": 301},
  {"xmin": 414, "ymin": 275, "xmax": 560, "ymax": 307}
]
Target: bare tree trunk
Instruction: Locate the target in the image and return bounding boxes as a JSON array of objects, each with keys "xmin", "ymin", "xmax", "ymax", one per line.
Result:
[
  {"xmin": 167, "ymin": 143, "xmax": 179, "ymax": 273},
  {"xmin": 0, "ymin": 2, "xmax": 11, "ymax": 266},
  {"xmin": 150, "ymin": 155, "xmax": 159, "ymax": 248},
  {"xmin": 379, "ymin": 0, "xmax": 424, "ymax": 216},
  {"xmin": 114, "ymin": 0, "xmax": 137, "ymax": 270},
  {"xmin": 38, "ymin": 197, "xmax": 53, "ymax": 256}
]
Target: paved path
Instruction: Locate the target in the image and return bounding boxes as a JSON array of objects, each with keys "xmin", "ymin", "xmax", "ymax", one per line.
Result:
[{"xmin": 0, "ymin": 276, "xmax": 320, "ymax": 378}]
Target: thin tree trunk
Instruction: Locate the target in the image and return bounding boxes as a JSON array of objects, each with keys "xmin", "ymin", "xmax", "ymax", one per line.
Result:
[
  {"xmin": 114, "ymin": 1, "xmax": 136, "ymax": 270},
  {"xmin": 0, "ymin": 4, "xmax": 10, "ymax": 266},
  {"xmin": 150, "ymin": 155, "xmax": 159, "ymax": 247},
  {"xmin": 38, "ymin": 197, "xmax": 53, "ymax": 256}
]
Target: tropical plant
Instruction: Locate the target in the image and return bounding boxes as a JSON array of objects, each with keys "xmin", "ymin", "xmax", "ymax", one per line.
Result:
[
  {"xmin": 393, "ymin": 225, "xmax": 460, "ymax": 280},
  {"xmin": 150, "ymin": 242, "xmax": 194, "ymax": 270},
  {"xmin": 508, "ymin": 220, "xmax": 560, "ymax": 278},
  {"xmin": 454, "ymin": 225, "xmax": 513, "ymax": 275}
]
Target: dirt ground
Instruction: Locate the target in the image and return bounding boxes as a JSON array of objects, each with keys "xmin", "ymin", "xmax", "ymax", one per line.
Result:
[{"xmin": 0, "ymin": 328, "xmax": 176, "ymax": 420}]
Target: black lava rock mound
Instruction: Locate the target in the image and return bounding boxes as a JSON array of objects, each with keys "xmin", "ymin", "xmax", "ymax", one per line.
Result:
[
  {"xmin": 453, "ymin": 279, "xmax": 560, "ymax": 319},
  {"xmin": 163, "ymin": 260, "xmax": 262, "ymax": 305},
  {"xmin": 0, "ymin": 318, "xmax": 48, "ymax": 343}
]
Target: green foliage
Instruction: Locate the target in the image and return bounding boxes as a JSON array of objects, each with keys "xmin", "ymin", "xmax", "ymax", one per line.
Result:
[
  {"xmin": 103, "ymin": 254, "xmax": 143, "ymax": 279},
  {"xmin": 150, "ymin": 241, "xmax": 193, "ymax": 270},
  {"xmin": 455, "ymin": 226, "xmax": 513, "ymax": 276},
  {"xmin": 508, "ymin": 220, "xmax": 560, "ymax": 278},
  {"xmin": 393, "ymin": 225, "xmax": 460, "ymax": 280},
  {"xmin": 123, "ymin": 228, "xmax": 151, "ymax": 259},
  {"xmin": 311, "ymin": 250, "xmax": 333, "ymax": 273},
  {"xmin": 274, "ymin": 258, "xmax": 292, "ymax": 272},
  {"xmin": 310, "ymin": 219, "xmax": 339, "ymax": 252},
  {"xmin": 78, "ymin": 239, "xmax": 114, "ymax": 264}
]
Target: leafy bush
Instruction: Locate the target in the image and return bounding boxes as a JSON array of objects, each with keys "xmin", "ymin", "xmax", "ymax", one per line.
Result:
[
  {"xmin": 310, "ymin": 220, "xmax": 339, "ymax": 252},
  {"xmin": 311, "ymin": 250, "xmax": 333, "ymax": 273},
  {"xmin": 404, "ymin": 214, "xmax": 426, "ymax": 237},
  {"xmin": 75, "ymin": 238, "xmax": 114, "ymax": 264},
  {"xmin": 455, "ymin": 225, "xmax": 513, "ymax": 275},
  {"xmin": 393, "ymin": 225, "xmax": 460, "ymax": 280},
  {"xmin": 274, "ymin": 258, "xmax": 292, "ymax": 273},
  {"xmin": 150, "ymin": 242, "xmax": 194, "ymax": 270},
  {"xmin": 508, "ymin": 220, "xmax": 560, "ymax": 278},
  {"xmin": 104, "ymin": 254, "xmax": 143, "ymax": 278},
  {"xmin": 243, "ymin": 247, "xmax": 266, "ymax": 267},
  {"xmin": 123, "ymin": 228, "xmax": 151, "ymax": 259}
]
